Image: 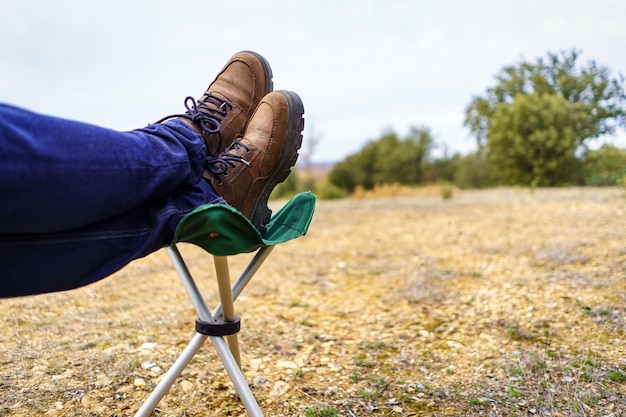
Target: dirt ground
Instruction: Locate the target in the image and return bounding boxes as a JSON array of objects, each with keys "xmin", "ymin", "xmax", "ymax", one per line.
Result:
[{"xmin": 1, "ymin": 187, "xmax": 625, "ymax": 417}]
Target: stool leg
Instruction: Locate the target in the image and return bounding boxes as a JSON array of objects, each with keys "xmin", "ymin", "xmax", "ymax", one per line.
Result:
[
  {"xmin": 135, "ymin": 245, "xmax": 264, "ymax": 416},
  {"xmin": 134, "ymin": 334, "xmax": 264, "ymax": 417},
  {"xmin": 213, "ymin": 245, "xmax": 275, "ymax": 318},
  {"xmin": 213, "ymin": 255, "xmax": 241, "ymax": 367},
  {"xmin": 168, "ymin": 245, "xmax": 213, "ymax": 319},
  {"xmin": 134, "ymin": 333, "xmax": 207, "ymax": 417},
  {"xmin": 211, "ymin": 335, "xmax": 264, "ymax": 417}
]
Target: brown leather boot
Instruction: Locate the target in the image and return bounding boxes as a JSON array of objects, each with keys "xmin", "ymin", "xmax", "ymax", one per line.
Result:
[
  {"xmin": 157, "ymin": 51, "xmax": 273, "ymax": 155},
  {"xmin": 205, "ymin": 90, "xmax": 304, "ymax": 234}
]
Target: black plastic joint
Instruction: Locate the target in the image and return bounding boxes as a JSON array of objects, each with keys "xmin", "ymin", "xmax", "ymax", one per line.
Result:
[{"xmin": 195, "ymin": 315, "xmax": 241, "ymax": 336}]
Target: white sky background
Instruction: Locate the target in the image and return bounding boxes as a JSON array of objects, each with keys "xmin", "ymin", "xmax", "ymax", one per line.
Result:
[{"xmin": 1, "ymin": 0, "xmax": 625, "ymax": 162}]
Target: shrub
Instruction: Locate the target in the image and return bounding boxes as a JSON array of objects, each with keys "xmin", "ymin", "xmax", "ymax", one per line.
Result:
[
  {"xmin": 582, "ymin": 144, "xmax": 626, "ymax": 186},
  {"xmin": 313, "ymin": 181, "xmax": 348, "ymax": 200}
]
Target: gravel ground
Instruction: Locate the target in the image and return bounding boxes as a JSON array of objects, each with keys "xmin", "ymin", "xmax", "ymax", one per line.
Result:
[{"xmin": 1, "ymin": 187, "xmax": 625, "ymax": 416}]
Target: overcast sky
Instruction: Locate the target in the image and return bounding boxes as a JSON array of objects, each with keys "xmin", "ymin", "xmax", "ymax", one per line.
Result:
[{"xmin": 2, "ymin": 0, "xmax": 625, "ymax": 162}]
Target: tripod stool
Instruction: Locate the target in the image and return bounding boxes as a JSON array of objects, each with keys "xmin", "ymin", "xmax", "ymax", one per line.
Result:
[{"xmin": 134, "ymin": 192, "xmax": 315, "ymax": 417}]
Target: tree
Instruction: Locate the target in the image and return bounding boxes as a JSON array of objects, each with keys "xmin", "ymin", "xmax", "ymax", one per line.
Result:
[
  {"xmin": 465, "ymin": 49, "xmax": 626, "ymax": 185},
  {"xmin": 328, "ymin": 126, "xmax": 433, "ymax": 192},
  {"xmin": 487, "ymin": 92, "xmax": 585, "ymax": 185}
]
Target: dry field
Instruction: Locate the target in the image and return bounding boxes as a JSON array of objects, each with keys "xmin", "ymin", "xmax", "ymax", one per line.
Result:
[{"xmin": 1, "ymin": 187, "xmax": 625, "ymax": 416}]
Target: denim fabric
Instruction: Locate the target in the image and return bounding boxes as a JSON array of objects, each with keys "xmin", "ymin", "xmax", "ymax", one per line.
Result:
[{"xmin": 0, "ymin": 103, "xmax": 224, "ymax": 297}]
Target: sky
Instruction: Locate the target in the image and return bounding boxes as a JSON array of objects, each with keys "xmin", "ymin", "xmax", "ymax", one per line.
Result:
[{"xmin": 1, "ymin": 0, "xmax": 625, "ymax": 163}]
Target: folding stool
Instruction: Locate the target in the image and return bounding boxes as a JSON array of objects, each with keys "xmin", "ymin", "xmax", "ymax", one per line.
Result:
[{"xmin": 134, "ymin": 192, "xmax": 316, "ymax": 417}]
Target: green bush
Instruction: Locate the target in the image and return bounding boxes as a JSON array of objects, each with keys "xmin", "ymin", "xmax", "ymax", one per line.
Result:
[
  {"xmin": 313, "ymin": 180, "xmax": 348, "ymax": 200},
  {"xmin": 271, "ymin": 168, "xmax": 348, "ymax": 201},
  {"xmin": 453, "ymin": 151, "xmax": 497, "ymax": 189},
  {"xmin": 328, "ymin": 127, "xmax": 434, "ymax": 192},
  {"xmin": 271, "ymin": 167, "xmax": 302, "ymax": 199},
  {"xmin": 440, "ymin": 182, "xmax": 454, "ymax": 200},
  {"xmin": 582, "ymin": 144, "xmax": 626, "ymax": 186}
]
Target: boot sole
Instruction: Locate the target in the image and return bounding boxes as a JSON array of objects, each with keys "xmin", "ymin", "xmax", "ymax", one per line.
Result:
[{"xmin": 249, "ymin": 90, "xmax": 304, "ymax": 235}]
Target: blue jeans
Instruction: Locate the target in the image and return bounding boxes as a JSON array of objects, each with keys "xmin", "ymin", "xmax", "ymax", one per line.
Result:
[{"xmin": 0, "ymin": 103, "xmax": 224, "ymax": 297}]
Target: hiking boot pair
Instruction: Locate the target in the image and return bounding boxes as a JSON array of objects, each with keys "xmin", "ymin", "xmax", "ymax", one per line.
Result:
[{"xmin": 158, "ymin": 51, "xmax": 304, "ymax": 234}]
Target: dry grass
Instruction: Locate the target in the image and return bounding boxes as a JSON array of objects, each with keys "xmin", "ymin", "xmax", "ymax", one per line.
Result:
[{"xmin": 1, "ymin": 187, "xmax": 625, "ymax": 416}]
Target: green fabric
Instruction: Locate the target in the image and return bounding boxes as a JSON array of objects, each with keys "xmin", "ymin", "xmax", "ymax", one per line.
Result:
[{"xmin": 171, "ymin": 192, "xmax": 316, "ymax": 255}]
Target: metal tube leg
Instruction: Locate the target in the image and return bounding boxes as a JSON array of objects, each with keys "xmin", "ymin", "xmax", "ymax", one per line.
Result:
[
  {"xmin": 134, "ymin": 334, "xmax": 264, "ymax": 417},
  {"xmin": 134, "ymin": 333, "xmax": 208, "ymax": 417},
  {"xmin": 136, "ymin": 244, "xmax": 265, "ymax": 417},
  {"xmin": 211, "ymin": 336, "xmax": 264, "ymax": 417},
  {"xmin": 167, "ymin": 245, "xmax": 213, "ymax": 320}
]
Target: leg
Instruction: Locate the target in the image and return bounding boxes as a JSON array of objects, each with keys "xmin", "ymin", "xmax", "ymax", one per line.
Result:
[
  {"xmin": 0, "ymin": 51, "xmax": 303, "ymax": 298},
  {"xmin": 0, "ymin": 103, "xmax": 210, "ymax": 233},
  {"xmin": 0, "ymin": 104, "xmax": 224, "ymax": 297},
  {"xmin": 0, "ymin": 51, "xmax": 275, "ymax": 297},
  {"xmin": 0, "ymin": 50, "xmax": 273, "ymax": 234},
  {"xmin": 0, "ymin": 179, "xmax": 223, "ymax": 297}
]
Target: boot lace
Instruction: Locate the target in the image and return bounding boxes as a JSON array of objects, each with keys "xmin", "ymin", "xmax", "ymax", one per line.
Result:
[
  {"xmin": 156, "ymin": 93, "xmax": 233, "ymax": 154},
  {"xmin": 205, "ymin": 138, "xmax": 252, "ymax": 185}
]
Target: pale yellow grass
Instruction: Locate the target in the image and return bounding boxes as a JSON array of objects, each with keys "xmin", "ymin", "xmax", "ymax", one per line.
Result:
[{"xmin": 1, "ymin": 187, "xmax": 624, "ymax": 416}]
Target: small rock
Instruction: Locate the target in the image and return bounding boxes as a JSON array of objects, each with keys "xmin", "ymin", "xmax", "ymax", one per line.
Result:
[
  {"xmin": 276, "ymin": 360, "xmax": 298, "ymax": 369},
  {"xmin": 249, "ymin": 358, "xmax": 263, "ymax": 369},
  {"xmin": 103, "ymin": 343, "xmax": 128, "ymax": 354},
  {"xmin": 141, "ymin": 361, "xmax": 156, "ymax": 369},
  {"xmin": 31, "ymin": 365, "xmax": 48, "ymax": 374},
  {"xmin": 179, "ymin": 380, "xmax": 194, "ymax": 392},
  {"xmin": 446, "ymin": 340, "xmax": 464, "ymax": 348},
  {"xmin": 250, "ymin": 376, "xmax": 269, "ymax": 388},
  {"xmin": 95, "ymin": 374, "xmax": 113, "ymax": 388},
  {"xmin": 211, "ymin": 381, "xmax": 228, "ymax": 390},
  {"xmin": 133, "ymin": 378, "xmax": 146, "ymax": 387},
  {"xmin": 478, "ymin": 332, "xmax": 495, "ymax": 341},
  {"xmin": 116, "ymin": 385, "xmax": 133, "ymax": 394},
  {"xmin": 269, "ymin": 380, "xmax": 290, "ymax": 397},
  {"xmin": 140, "ymin": 342, "xmax": 158, "ymax": 351}
]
